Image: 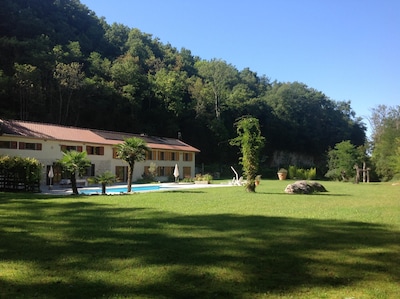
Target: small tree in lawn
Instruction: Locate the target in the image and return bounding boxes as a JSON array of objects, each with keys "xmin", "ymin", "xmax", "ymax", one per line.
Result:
[
  {"xmin": 115, "ymin": 137, "xmax": 149, "ymax": 192},
  {"xmin": 90, "ymin": 171, "xmax": 116, "ymax": 195},
  {"xmin": 58, "ymin": 150, "xmax": 91, "ymax": 195},
  {"xmin": 230, "ymin": 116, "xmax": 265, "ymax": 192},
  {"xmin": 325, "ymin": 140, "xmax": 365, "ymax": 181}
]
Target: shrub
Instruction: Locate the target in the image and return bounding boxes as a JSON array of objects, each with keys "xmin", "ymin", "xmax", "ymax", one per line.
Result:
[
  {"xmin": 195, "ymin": 173, "xmax": 213, "ymax": 182},
  {"xmin": 0, "ymin": 155, "xmax": 42, "ymax": 192},
  {"xmin": 288, "ymin": 165, "xmax": 317, "ymax": 180}
]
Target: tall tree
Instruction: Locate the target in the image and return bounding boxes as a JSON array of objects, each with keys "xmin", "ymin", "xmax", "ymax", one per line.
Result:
[
  {"xmin": 53, "ymin": 61, "xmax": 85, "ymax": 124},
  {"xmin": 13, "ymin": 63, "xmax": 41, "ymax": 120},
  {"xmin": 195, "ymin": 59, "xmax": 238, "ymax": 119},
  {"xmin": 230, "ymin": 116, "xmax": 265, "ymax": 192},
  {"xmin": 115, "ymin": 137, "xmax": 149, "ymax": 193},
  {"xmin": 370, "ymin": 105, "xmax": 400, "ymax": 181}
]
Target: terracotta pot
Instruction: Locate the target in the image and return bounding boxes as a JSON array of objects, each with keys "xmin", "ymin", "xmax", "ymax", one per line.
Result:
[{"xmin": 277, "ymin": 172, "xmax": 287, "ymax": 180}]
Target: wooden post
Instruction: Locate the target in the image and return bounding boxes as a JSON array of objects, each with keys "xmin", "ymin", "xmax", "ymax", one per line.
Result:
[
  {"xmin": 362, "ymin": 162, "xmax": 366, "ymax": 183},
  {"xmin": 354, "ymin": 164, "xmax": 360, "ymax": 184}
]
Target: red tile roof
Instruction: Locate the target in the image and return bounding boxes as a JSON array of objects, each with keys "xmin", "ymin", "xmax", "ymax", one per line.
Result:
[{"xmin": 0, "ymin": 119, "xmax": 200, "ymax": 152}]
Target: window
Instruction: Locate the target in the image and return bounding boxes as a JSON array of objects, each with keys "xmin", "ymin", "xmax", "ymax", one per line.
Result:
[
  {"xmin": 86, "ymin": 146, "xmax": 104, "ymax": 155},
  {"xmin": 158, "ymin": 151, "xmax": 165, "ymax": 161},
  {"xmin": 19, "ymin": 142, "xmax": 42, "ymax": 150},
  {"xmin": 183, "ymin": 167, "xmax": 191, "ymax": 178},
  {"xmin": 0, "ymin": 141, "xmax": 17, "ymax": 149},
  {"xmin": 115, "ymin": 166, "xmax": 127, "ymax": 182},
  {"xmin": 157, "ymin": 151, "xmax": 178, "ymax": 161},
  {"xmin": 158, "ymin": 166, "xmax": 165, "ymax": 176},
  {"xmin": 146, "ymin": 150, "xmax": 157, "ymax": 160},
  {"xmin": 60, "ymin": 145, "xmax": 83, "ymax": 152},
  {"xmin": 157, "ymin": 166, "xmax": 173, "ymax": 176},
  {"xmin": 83, "ymin": 164, "xmax": 95, "ymax": 176},
  {"xmin": 171, "ymin": 152, "xmax": 179, "ymax": 161},
  {"xmin": 113, "ymin": 148, "xmax": 118, "ymax": 159},
  {"xmin": 183, "ymin": 152, "xmax": 193, "ymax": 161}
]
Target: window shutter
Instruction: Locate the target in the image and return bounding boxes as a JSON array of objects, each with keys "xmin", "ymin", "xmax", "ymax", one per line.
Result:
[
  {"xmin": 36, "ymin": 143, "xmax": 42, "ymax": 150},
  {"xmin": 77, "ymin": 146, "xmax": 83, "ymax": 152},
  {"xmin": 19, "ymin": 142, "xmax": 26, "ymax": 149},
  {"xmin": 61, "ymin": 145, "xmax": 67, "ymax": 152},
  {"xmin": 11, "ymin": 141, "xmax": 17, "ymax": 149},
  {"xmin": 99, "ymin": 147, "xmax": 104, "ymax": 155}
]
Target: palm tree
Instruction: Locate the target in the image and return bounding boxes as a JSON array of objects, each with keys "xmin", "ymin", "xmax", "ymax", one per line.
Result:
[
  {"xmin": 90, "ymin": 171, "xmax": 116, "ymax": 195},
  {"xmin": 115, "ymin": 137, "xmax": 149, "ymax": 192},
  {"xmin": 58, "ymin": 150, "xmax": 91, "ymax": 194}
]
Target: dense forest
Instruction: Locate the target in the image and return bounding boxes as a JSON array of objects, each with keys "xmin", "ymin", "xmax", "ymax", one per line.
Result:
[{"xmin": 0, "ymin": 0, "xmax": 368, "ymax": 177}]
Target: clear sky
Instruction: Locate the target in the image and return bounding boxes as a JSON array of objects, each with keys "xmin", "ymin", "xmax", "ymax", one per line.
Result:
[{"xmin": 80, "ymin": 0, "xmax": 399, "ymax": 136}]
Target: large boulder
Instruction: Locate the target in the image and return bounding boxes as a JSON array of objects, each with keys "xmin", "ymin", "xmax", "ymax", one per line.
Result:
[{"xmin": 284, "ymin": 181, "xmax": 327, "ymax": 194}]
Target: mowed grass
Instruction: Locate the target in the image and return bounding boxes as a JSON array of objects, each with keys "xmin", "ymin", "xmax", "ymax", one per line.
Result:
[{"xmin": 0, "ymin": 180, "xmax": 399, "ymax": 299}]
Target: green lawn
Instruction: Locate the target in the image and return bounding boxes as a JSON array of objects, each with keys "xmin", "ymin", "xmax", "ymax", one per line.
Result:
[{"xmin": 1, "ymin": 180, "xmax": 399, "ymax": 299}]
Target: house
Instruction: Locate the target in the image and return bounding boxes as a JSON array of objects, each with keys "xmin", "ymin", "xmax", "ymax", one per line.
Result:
[{"xmin": 0, "ymin": 119, "xmax": 200, "ymax": 185}]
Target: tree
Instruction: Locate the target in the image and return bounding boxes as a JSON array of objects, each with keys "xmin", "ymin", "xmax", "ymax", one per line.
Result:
[
  {"xmin": 115, "ymin": 137, "xmax": 149, "ymax": 192},
  {"xmin": 195, "ymin": 59, "xmax": 238, "ymax": 119},
  {"xmin": 53, "ymin": 61, "xmax": 85, "ymax": 124},
  {"xmin": 370, "ymin": 105, "xmax": 400, "ymax": 181},
  {"xmin": 230, "ymin": 116, "xmax": 265, "ymax": 192},
  {"xmin": 90, "ymin": 171, "xmax": 116, "ymax": 195},
  {"xmin": 58, "ymin": 150, "xmax": 91, "ymax": 195},
  {"xmin": 325, "ymin": 140, "xmax": 364, "ymax": 181},
  {"xmin": 13, "ymin": 63, "xmax": 41, "ymax": 120},
  {"xmin": 151, "ymin": 68, "xmax": 188, "ymax": 117}
]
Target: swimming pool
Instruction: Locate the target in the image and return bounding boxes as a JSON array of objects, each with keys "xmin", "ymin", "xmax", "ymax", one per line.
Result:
[{"xmin": 80, "ymin": 185, "xmax": 164, "ymax": 195}]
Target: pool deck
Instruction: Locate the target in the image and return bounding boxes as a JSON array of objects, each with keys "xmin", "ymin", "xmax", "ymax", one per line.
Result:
[{"xmin": 40, "ymin": 181, "xmax": 237, "ymax": 196}]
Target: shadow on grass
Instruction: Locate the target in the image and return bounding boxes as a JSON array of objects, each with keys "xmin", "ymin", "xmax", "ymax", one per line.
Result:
[{"xmin": 0, "ymin": 199, "xmax": 399, "ymax": 298}]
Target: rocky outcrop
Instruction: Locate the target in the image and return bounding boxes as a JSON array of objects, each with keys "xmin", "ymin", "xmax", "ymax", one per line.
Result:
[{"xmin": 284, "ymin": 181, "xmax": 327, "ymax": 194}]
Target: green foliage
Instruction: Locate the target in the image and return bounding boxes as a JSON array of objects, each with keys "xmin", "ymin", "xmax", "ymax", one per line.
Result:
[
  {"xmin": 57, "ymin": 151, "xmax": 91, "ymax": 194},
  {"xmin": 370, "ymin": 105, "xmax": 400, "ymax": 181},
  {"xmin": 0, "ymin": 181, "xmax": 399, "ymax": 298},
  {"xmin": 139, "ymin": 161, "xmax": 158, "ymax": 183},
  {"xmin": 88, "ymin": 171, "xmax": 116, "ymax": 195},
  {"xmin": 0, "ymin": 155, "xmax": 41, "ymax": 192},
  {"xmin": 325, "ymin": 140, "xmax": 365, "ymax": 181},
  {"xmin": 138, "ymin": 163, "xmax": 157, "ymax": 184},
  {"xmin": 115, "ymin": 137, "xmax": 149, "ymax": 192},
  {"xmin": 194, "ymin": 173, "xmax": 213, "ymax": 182},
  {"xmin": 0, "ymin": 0, "xmax": 367, "ymax": 170},
  {"xmin": 288, "ymin": 165, "xmax": 317, "ymax": 180},
  {"xmin": 230, "ymin": 116, "xmax": 265, "ymax": 192}
]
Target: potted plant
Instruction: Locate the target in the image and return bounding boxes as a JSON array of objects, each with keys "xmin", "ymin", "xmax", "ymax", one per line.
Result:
[{"xmin": 277, "ymin": 168, "xmax": 288, "ymax": 180}]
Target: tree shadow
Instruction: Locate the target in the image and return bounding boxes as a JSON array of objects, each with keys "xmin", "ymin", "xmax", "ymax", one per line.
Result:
[{"xmin": 0, "ymin": 200, "xmax": 399, "ymax": 298}]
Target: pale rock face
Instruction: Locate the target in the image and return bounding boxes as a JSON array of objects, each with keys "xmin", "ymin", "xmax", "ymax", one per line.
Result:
[{"xmin": 284, "ymin": 181, "xmax": 327, "ymax": 194}]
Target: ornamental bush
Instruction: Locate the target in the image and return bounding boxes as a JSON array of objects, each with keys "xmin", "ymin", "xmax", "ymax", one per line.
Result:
[
  {"xmin": 0, "ymin": 155, "xmax": 42, "ymax": 192},
  {"xmin": 288, "ymin": 165, "xmax": 317, "ymax": 180}
]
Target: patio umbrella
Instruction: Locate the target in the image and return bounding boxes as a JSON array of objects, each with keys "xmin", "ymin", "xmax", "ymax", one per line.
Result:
[
  {"xmin": 173, "ymin": 164, "xmax": 179, "ymax": 182},
  {"xmin": 48, "ymin": 166, "xmax": 54, "ymax": 189}
]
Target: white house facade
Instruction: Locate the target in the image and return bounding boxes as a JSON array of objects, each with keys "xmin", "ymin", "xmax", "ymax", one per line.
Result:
[{"xmin": 0, "ymin": 119, "xmax": 200, "ymax": 185}]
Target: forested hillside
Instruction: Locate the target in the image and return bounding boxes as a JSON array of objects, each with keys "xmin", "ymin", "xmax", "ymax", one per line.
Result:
[{"xmin": 0, "ymin": 0, "xmax": 366, "ymax": 174}]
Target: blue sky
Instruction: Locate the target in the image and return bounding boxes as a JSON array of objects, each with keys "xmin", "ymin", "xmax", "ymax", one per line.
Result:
[{"xmin": 80, "ymin": 0, "xmax": 399, "ymax": 136}]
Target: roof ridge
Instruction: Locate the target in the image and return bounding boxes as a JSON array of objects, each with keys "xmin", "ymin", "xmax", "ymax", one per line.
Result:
[{"xmin": 4, "ymin": 119, "xmax": 92, "ymax": 131}]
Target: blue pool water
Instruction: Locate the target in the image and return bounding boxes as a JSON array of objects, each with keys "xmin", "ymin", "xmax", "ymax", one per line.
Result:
[{"xmin": 80, "ymin": 185, "xmax": 162, "ymax": 195}]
